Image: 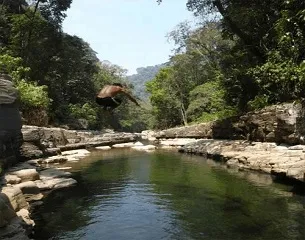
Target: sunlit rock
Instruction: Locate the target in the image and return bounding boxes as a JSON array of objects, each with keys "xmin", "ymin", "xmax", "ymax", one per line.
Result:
[
  {"xmin": 132, "ymin": 145, "xmax": 156, "ymax": 151},
  {"xmin": 95, "ymin": 146, "xmax": 111, "ymax": 150},
  {"xmin": 9, "ymin": 169, "xmax": 40, "ymax": 182},
  {"xmin": 112, "ymin": 142, "xmax": 136, "ymax": 148},
  {"xmin": 1, "ymin": 186, "xmax": 29, "ymax": 211}
]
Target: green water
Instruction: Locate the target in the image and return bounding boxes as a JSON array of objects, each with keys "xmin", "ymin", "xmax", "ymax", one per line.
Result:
[{"xmin": 32, "ymin": 149, "xmax": 305, "ymax": 240}]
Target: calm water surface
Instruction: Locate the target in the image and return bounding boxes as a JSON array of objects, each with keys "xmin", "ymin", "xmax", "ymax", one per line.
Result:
[{"xmin": 32, "ymin": 149, "xmax": 305, "ymax": 240}]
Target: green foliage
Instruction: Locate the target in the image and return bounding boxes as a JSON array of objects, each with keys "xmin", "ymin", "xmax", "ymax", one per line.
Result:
[
  {"xmin": 94, "ymin": 61, "xmax": 126, "ymax": 90},
  {"xmin": 68, "ymin": 103, "xmax": 98, "ymax": 128},
  {"xmin": 117, "ymin": 101, "xmax": 152, "ymax": 132},
  {"xmin": 0, "ymin": 53, "xmax": 49, "ymax": 112},
  {"xmin": 4, "ymin": 0, "xmax": 305, "ymax": 131},
  {"xmin": 247, "ymin": 1, "xmax": 305, "ymax": 107},
  {"xmin": 146, "ymin": 21, "xmax": 236, "ymax": 128},
  {"xmin": 0, "ymin": 54, "xmax": 30, "ymax": 81},
  {"xmin": 247, "ymin": 95, "xmax": 269, "ymax": 111},
  {"xmin": 15, "ymin": 79, "xmax": 50, "ymax": 109},
  {"xmin": 146, "ymin": 67, "xmax": 183, "ymax": 129},
  {"xmin": 187, "ymin": 81, "xmax": 236, "ymax": 122},
  {"xmin": 1, "ymin": 0, "xmax": 151, "ymax": 131}
]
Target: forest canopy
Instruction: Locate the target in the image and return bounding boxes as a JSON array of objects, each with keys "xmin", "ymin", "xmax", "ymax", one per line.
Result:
[
  {"xmin": 0, "ymin": 0, "xmax": 149, "ymax": 131},
  {"xmin": 2, "ymin": 0, "xmax": 305, "ymax": 131},
  {"xmin": 148, "ymin": 0, "xmax": 305, "ymax": 128}
]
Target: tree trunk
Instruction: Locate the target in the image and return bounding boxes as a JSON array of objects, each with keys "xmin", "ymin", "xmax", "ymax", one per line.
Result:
[
  {"xmin": 180, "ymin": 103, "xmax": 188, "ymax": 126},
  {"xmin": 213, "ymin": 0, "xmax": 266, "ymax": 62},
  {"xmin": 25, "ymin": 0, "xmax": 41, "ymax": 64}
]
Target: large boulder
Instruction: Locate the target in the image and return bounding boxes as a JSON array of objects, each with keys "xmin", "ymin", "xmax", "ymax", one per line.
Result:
[{"xmin": 0, "ymin": 74, "xmax": 23, "ymax": 170}]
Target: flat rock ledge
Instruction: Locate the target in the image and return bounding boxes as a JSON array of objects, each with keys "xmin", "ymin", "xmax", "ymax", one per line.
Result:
[
  {"xmin": 178, "ymin": 139, "xmax": 305, "ymax": 183},
  {"xmin": 0, "ymin": 160, "xmax": 78, "ymax": 239}
]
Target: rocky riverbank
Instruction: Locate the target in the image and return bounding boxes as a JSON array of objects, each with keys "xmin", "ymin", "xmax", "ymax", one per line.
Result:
[
  {"xmin": 151, "ymin": 102, "xmax": 305, "ymax": 186},
  {"xmin": 2, "ymin": 128, "xmax": 305, "ymax": 239},
  {"xmin": 0, "ymin": 126, "xmax": 142, "ymax": 240},
  {"xmin": 178, "ymin": 140, "xmax": 305, "ymax": 184},
  {"xmin": 2, "ymin": 101, "xmax": 305, "ymax": 239}
]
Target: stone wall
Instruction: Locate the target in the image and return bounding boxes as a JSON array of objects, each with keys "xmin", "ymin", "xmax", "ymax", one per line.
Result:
[
  {"xmin": 0, "ymin": 74, "xmax": 23, "ymax": 171},
  {"xmin": 155, "ymin": 102, "xmax": 305, "ymax": 145}
]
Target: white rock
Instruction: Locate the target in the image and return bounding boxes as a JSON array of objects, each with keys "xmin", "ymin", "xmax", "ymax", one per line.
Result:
[
  {"xmin": 112, "ymin": 142, "xmax": 135, "ymax": 148},
  {"xmin": 132, "ymin": 145, "xmax": 156, "ymax": 151},
  {"xmin": 61, "ymin": 149, "xmax": 90, "ymax": 156},
  {"xmin": 1, "ymin": 186, "xmax": 29, "ymax": 211},
  {"xmin": 4, "ymin": 175, "xmax": 22, "ymax": 184},
  {"xmin": 134, "ymin": 141, "xmax": 144, "ymax": 146},
  {"xmin": 56, "ymin": 167, "xmax": 72, "ymax": 170},
  {"xmin": 288, "ymin": 145, "xmax": 305, "ymax": 150},
  {"xmin": 160, "ymin": 138, "xmax": 200, "ymax": 146},
  {"xmin": 16, "ymin": 209, "xmax": 35, "ymax": 226},
  {"xmin": 95, "ymin": 146, "xmax": 111, "ymax": 150}
]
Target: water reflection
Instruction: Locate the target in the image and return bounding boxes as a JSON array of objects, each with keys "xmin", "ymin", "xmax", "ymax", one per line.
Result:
[{"xmin": 32, "ymin": 150, "xmax": 305, "ymax": 240}]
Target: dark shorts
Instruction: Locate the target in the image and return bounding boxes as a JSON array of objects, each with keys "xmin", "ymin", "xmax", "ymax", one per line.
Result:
[{"xmin": 95, "ymin": 97, "xmax": 122, "ymax": 110}]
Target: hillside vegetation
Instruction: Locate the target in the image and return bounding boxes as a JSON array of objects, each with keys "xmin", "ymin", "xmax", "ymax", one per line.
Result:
[
  {"xmin": 2, "ymin": 0, "xmax": 305, "ymax": 131},
  {"xmin": 147, "ymin": 0, "xmax": 305, "ymax": 129}
]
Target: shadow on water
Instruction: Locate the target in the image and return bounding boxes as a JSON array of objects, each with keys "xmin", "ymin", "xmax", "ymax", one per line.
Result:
[{"xmin": 32, "ymin": 150, "xmax": 305, "ymax": 240}]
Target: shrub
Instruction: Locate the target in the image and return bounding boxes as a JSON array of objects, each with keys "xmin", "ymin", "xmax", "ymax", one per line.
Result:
[
  {"xmin": 15, "ymin": 80, "xmax": 50, "ymax": 109},
  {"xmin": 68, "ymin": 103, "xmax": 98, "ymax": 128},
  {"xmin": 15, "ymin": 80, "xmax": 50, "ymax": 126}
]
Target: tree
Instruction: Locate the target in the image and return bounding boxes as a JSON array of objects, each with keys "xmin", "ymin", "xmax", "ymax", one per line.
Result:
[
  {"xmin": 187, "ymin": 80, "xmax": 235, "ymax": 122},
  {"xmin": 146, "ymin": 68, "xmax": 183, "ymax": 129}
]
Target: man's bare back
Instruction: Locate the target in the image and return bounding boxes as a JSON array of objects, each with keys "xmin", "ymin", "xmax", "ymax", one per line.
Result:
[
  {"xmin": 97, "ymin": 85, "xmax": 122, "ymax": 98},
  {"xmin": 96, "ymin": 83, "xmax": 140, "ymax": 111}
]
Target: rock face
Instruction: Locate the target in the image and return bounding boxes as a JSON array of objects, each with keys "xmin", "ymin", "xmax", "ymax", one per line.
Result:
[
  {"xmin": 0, "ymin": 74, "xmax": 23, "ymax": 170},
  {"xmin": 155, "ymin": 102, "xmax": 305, "ymax": 145},
  {"xmin": 20, "ymin": 125, "xmax": 139, "ymax": 160}
]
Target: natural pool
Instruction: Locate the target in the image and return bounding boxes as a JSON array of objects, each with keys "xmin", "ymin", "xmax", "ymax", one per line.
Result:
[{"xmin": 32, "ymin": 149, "xmax": 305, "ymax": 240}]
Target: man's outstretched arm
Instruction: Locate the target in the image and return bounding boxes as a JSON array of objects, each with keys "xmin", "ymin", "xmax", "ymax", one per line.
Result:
[{"xmin": 121, "ymin": 89, "xmax": 140, "ymax": 106}]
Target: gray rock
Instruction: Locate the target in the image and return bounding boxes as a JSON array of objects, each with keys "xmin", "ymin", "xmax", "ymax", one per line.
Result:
[
  {"xmin": 0, "ymin": 193, "xmax": 17, "ymax": 228},
  {"xmin": 19, "ymin": 142, "xmax": 44, "ymax": 160},
  {"xmin": 22, "ymin": 128, "xmax": 40, "ymax": 142},
  {"xmin": 0, "ymin": 74, "xmax": 18, "ymax": 104},
  {"xmin": 0, "ymin": 217, "xmax": 31, "ymax": 240},
  {"xmin": 35, "ymin": 177, "xmax": 76, "ymax": 190},
  {"xmin": 10, "ymin": 169, "xmax": 39, "ymax": 182},
  {"xmin": 155, "ymin": 102, "xmax": 305, "ymax": 145},
  {"xmin": 15, "ymin": 181, "xmax": 40, "ymax": 195},
  {"xmin": 39, "ymin": 168, "xmax": 72, "ymax": 179}
]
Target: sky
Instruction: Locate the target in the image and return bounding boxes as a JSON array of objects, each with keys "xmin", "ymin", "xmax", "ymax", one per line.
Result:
[{"xmin": 62, "ymin": 0, "xmax": 195, "ymax": 75}]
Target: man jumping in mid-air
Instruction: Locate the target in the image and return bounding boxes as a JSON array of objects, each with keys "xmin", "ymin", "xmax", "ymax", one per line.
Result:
[{"xmin": 95, "ymin": 83, "xmax": 140, "ymax": 111}]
